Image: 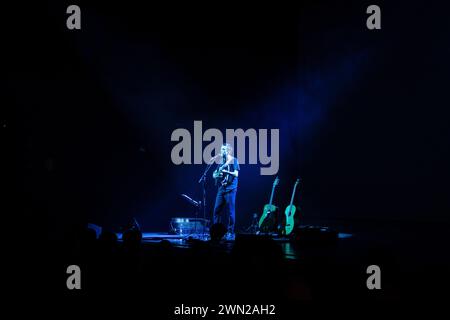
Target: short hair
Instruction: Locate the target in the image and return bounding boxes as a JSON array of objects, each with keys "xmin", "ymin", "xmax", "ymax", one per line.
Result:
[{"xmin": 222, "ymin": 143, "xmax": 233, "ymax": 154}]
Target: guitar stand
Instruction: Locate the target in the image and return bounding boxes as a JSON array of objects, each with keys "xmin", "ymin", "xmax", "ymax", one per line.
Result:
[{"xmin": 245, "ymin": 213, "xmax": 260, "ymax": 234}]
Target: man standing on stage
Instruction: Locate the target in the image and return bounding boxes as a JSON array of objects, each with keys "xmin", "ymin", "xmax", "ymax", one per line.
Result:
[{"xmin": 212, "ymin": 143, "xmax": 240, "ymax": 240}]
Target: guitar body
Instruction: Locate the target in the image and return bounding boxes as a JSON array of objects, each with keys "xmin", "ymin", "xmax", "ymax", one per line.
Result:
[
  {"xmin": 259, "ymin": 204, "xmax": 277, "ymax": 227},
  {"xmin": 213, "ymin": 169, "xmax": 224, "ymax": 185},
  {"xmin": 284, "ymin": 204, "xmax": 296, "ymax": 235},
  {"xmin": 213, "ymin": 156, "xmax": 233, "ymax": 186}
]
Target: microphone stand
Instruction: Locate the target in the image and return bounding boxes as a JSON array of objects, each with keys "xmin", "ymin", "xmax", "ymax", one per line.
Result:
[{"xmin": 198, "ymin": 160, "xmax": 215, "ymax": 238}]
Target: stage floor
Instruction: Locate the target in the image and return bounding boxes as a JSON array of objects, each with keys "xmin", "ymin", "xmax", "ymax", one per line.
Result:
[
  {"xmin": 116, "ymin": 229, "xmax": 353, "ymax": 260},
  {"xmin": 63, "ymin": 219, "xmax": 449, "ymax": 300}
]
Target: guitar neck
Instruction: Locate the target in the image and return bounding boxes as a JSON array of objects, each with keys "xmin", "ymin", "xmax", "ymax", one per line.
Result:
[
  {"xmin": 288, "ymin": 182, "xmax": 300, "ymax": 206},
  {"xmin": 268, "ymin": 186, "xmax": 276, "ymax": 205}
]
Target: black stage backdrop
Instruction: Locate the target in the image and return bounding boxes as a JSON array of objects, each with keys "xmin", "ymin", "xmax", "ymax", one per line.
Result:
[{"xmin": 8, "ymin": 1, "xmax": 450, "ymax": 243}]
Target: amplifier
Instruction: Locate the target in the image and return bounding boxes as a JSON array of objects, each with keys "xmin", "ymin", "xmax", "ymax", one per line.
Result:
[{"xmin": 170, "ymin": 217, "xmax": 210, "ymax": 235}]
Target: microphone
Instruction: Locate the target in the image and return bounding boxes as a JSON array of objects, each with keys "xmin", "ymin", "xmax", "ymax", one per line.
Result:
[
  {"xmin": 209, "ymin": 154, "xmax": 221, "ymax": 163},
  {"xmin": 181, "ymin": 194, "xmax": 200, "ymax": 207}
]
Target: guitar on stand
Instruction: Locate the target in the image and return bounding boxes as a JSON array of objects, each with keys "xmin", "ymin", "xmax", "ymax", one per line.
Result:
[
  {"xmin": 284, "ymin": 178, "xmax": 301, "ymax": 236},
  {"xmin": 258, "ymin": 176, "xmax": 280, "ymax": 233}
]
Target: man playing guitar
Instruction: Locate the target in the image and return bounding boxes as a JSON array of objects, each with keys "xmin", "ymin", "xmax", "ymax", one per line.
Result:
[{"xmin": 212, "ymin": 143, "xmax": 240, "ymax": 239}]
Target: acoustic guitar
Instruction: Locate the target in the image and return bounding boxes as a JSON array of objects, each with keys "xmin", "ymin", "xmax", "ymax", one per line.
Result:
[
  {"xmin": 212, "ymin": 156, "xmax": 233, "ymax": 186},
  {"xmin": 258, "ymin": 176, "xmax": 280, "ymax": 232},
  {"xmin": 284, "ymin": 178, "xmax": 301, "ymax": 235}
]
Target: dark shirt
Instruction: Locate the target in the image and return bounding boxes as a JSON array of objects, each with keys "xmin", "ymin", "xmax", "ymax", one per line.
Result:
[{"xmin": 217, "ymin": 157, "xmax": 240, "ymax": 191}]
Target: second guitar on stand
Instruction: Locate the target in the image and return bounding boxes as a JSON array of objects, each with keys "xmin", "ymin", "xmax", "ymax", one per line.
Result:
[{"xmin": 284, "ymin": 178, "xmax": 301, "ymax": 236}]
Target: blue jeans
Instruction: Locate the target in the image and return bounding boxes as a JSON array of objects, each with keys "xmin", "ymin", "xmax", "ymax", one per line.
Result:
[{"xmin": 213, "ymin": 187, "xmax": 237, "ymax": 233}]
